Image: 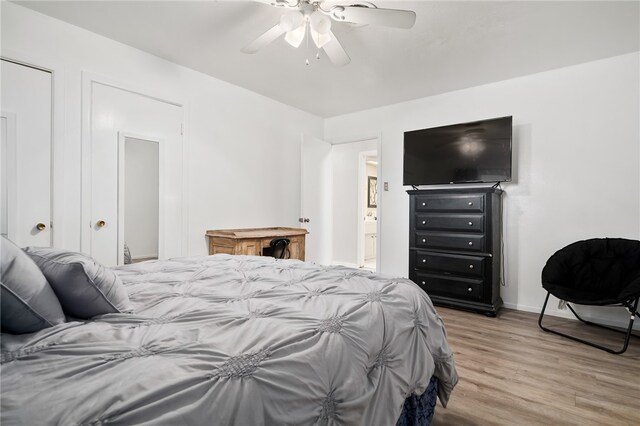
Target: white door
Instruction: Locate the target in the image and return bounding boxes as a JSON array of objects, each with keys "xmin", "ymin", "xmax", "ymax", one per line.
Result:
[
  {"xmin": 89, "ymin": 82, "xmax": 183, "ymax": 266},
  {"xmin": 300, "ymin": 134, "xmax": 332, "ymax": 264},
  {"xmin": 0, "ymin": 59, "xmax": 52, "ymax": 247}
]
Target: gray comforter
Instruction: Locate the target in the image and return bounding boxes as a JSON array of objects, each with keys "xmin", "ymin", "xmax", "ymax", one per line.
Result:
[{"xmin": 1, "ymin": 254, "xmax": 458, "ymax": 425}]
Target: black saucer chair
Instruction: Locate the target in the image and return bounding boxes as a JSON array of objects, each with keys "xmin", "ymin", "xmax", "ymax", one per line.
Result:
[{"xmin": 538, "ymin": 238, "xmax": 640, "ymax": 354}]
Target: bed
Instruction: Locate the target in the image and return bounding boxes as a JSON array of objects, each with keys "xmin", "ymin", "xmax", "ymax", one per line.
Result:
[{"xmin": 1, "ymin": 254, "xmax": 458, "ymax": 425}]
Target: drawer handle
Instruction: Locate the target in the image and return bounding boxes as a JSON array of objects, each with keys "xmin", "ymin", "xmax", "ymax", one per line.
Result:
[
  {"xmin": 468, "ymin": 222, "xmax": 473, "ymax": 226},
  {"xmin": 468, "ymin": 241, "xmax": 473, "ymax": 246},
  {"xmin": 469, "ymin": 265, "xmax": 474, "ymax": 269},
  {"xmin": 422, "ymin": 202, "xmax": 426, "ymax": 206},
  {"xmin": 422, "ymin": 239, "xmax": 426, "ymax": 243},
  {"xmin": 467, "ymin": 287, "xmax": 473, "ymax": 292},
  {"xmin": 421, "ymin": 281, "xmax": 426, "ymax": 285},
  {"xmin": 422, "ymin": 220, "xmax": 426, "ymax": 225},
  {"xmin": 422, "ymin": 259, "xmax": 426, "ymax": 263},
  {"xmin": 468, "ymin": 202, "xmax": 473, "ymax": 206}
]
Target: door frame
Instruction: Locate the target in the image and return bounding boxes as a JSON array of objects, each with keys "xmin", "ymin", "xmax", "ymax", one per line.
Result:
[
  {"xmin": 1, "ymin": 50, "xmax": 65, "ymax": 248},
  {"xmin": 357, "ymin": 149, "xmax": 378, "ymax": 269},
  {"xmin": 117, "ymin": 132, "xmax": 166, "ymax": 265},
  {"xmin": 0, "ymin": 112, "xmax": 17, "ymax": 241},
  {"xmin": 81, "ymin": 71, "xmax": 188, "ymax": 258}
]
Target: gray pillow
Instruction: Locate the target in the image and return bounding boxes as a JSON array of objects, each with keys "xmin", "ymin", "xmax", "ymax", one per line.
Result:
[
  {"xmin": 1, "ymin": 236, "xmax": 66, "ymax": 334},
  {"xmin": 24, "ymin": 247, "xmax": 133, "ymax": 319}
]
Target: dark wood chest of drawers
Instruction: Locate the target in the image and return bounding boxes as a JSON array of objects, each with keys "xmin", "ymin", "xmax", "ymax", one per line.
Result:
[{"xmin": 408, "ymin": 187, "xmax": 503, "ymax": 316}]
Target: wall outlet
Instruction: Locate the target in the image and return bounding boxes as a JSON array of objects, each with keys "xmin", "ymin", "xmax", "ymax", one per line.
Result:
[{"xmin": 384, "ymin": 182, "xmax": 389, "ymax": 191}]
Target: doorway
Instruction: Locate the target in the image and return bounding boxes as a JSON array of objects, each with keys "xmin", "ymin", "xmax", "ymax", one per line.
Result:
[
  {"xmin": 360, "ymin": 152, "xmax": 378, "ymax": 270},
  {"xmin": 84, "ymin": 79, "xmax": 183, "ymax": 266},
  {"xmin": 330, "ymin": 138, "xmax": 379, "ymax": 270}
]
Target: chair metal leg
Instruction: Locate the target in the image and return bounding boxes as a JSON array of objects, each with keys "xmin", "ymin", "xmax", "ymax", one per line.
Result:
[{"xmin": 538, "ymin": 293, "xmax": 639, "ymax": 355}]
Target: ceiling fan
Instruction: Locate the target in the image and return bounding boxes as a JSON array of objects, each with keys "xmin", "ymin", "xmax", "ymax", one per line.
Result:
[{"xmin": 242, "ymin": 0, "xmax": 417, "ymax": 66}]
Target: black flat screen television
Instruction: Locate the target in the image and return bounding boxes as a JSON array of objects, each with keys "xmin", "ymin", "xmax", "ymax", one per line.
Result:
[{"xmin": 403, "ymin": 116, "xmax": 512, "ymax": 185}]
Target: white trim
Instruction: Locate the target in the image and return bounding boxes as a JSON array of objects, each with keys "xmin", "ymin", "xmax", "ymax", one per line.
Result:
[
  {"xmin": 331, "ymin": 261, "xmax": 360, "ymax": 269},
  {"xmin": 117, "ymin": 132, "xmax": 165, "ymax": 266},
  {"xmin": 0, "ymin": 112, "xmax": 17, "ymax": 241},
  {"xmin": 299, "ymin": 133, "xmax": 305, "ymax": 229},
  {"xmin": 329, "ymin": 134, "xmax": 380, "ymax": 145},
  {"xmin": 375, "ymin": 133, "xmax": 382, "ymax": 273},
  {"xmin": 131, "ymin": 254, "xmax": 159, "ymax": 260},
  {"xmin": 1, "ymin": 51, "xmax": 66, "ymax": 248},
  {"xmin": 180, "ymin": 106, "xmax": 190, "ymax": 256},
  {"xmin": 81, "ymin": 71, "xmax": 187, "ymax": 258}
]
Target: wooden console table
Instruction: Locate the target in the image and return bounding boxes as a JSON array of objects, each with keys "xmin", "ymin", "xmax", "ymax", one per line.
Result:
[{"xmin": 206, "ymin": 227, "xmax": 308, "ymax": 261}]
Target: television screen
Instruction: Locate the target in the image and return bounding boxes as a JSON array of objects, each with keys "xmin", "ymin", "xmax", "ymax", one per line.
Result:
[{"xmin": 403, "ymin": 116, "xmax": 512, "ymax": 185}]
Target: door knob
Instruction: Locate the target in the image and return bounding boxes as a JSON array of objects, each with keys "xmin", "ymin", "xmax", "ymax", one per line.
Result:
[
  {"xmin": 96, "ymin": 220, "xmax": 106, "ymax": 228},
  {"xmin": 36, "ymin": 223, "xmax": 46, "ymax": 231}
]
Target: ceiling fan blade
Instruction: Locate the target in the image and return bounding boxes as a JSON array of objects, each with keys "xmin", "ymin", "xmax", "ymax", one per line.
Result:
[
  {"xmin": 323, "ymin": 31, "xmax": 350, "ymax": 66},
  {"xmin": 241, "ymin": 24, "xmax": 286, "ymax": 54},
  {"xmin": 331, "ymin": 6, "xmax": 416, "ymax": 29},
  {"xmin": 252, "ymin": 0, "xmax": 298, "ymax": 7}
]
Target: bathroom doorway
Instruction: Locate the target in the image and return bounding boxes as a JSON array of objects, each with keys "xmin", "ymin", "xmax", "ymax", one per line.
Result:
[{"xmin": 359, "ymin": 150, "xmax": 378, "ymax": 271}]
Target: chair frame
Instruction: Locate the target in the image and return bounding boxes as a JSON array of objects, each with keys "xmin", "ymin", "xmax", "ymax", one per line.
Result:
[{"xmin": 538, "ymin": 293, "xmax": 640, "ymax": 354}]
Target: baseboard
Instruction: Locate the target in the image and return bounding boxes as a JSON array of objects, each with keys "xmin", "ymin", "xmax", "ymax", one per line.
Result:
[
  {"xmin": 330, "ymin": 261, "xmax": 361, "ymax": 269},
  {"xmin": 503, "ymin": 301, "xmax": 639, "ymax": 331},
  {"xmin": 132, "ymin": 254, "xmax": 158, "ymax": 260}
]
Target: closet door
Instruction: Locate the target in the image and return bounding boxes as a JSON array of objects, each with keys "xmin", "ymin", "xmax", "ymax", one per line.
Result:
[
  {"xmin": 0, "ymin": 59, "xmax": 52, "ymax": 247},
  {"xmin": 89, "ymin": 82, "xmax": 183, "ymax": 266}
]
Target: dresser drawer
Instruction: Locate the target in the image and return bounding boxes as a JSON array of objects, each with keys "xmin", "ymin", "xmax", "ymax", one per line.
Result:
[
  {"xmin": 413, "ymin": 271, "xmax": 483, "ymax": 300},
  {"xmin": 415, "ymin": 214, "xmax": 484, "ymax": 233},
  {"xmin": 415, "ymin": 194, "xmax": 484, "ymax": 213},
  {"xmin": 415, "ymin": 232, "xmax": 485, "ymax": 252},
  {"xmin": 413, "ymin": 251, "xmax": 484, "ymax": 277}
]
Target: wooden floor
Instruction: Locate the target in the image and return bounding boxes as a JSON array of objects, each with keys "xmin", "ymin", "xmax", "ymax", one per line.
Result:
[{"xmin": 432, "ymin": 307, "xmax": 640, "ymax": 426}]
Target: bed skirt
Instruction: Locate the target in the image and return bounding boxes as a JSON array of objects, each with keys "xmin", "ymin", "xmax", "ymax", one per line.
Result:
[{"xmin": 396, "ymin": 376, "xmax": 438, "ymax": 426}]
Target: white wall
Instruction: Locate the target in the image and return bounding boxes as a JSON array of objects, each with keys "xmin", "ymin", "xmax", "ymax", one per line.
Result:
[
  {"xmin": 1, "ymin": 2, "xmax": 323, "ymax": 256},
  {"xmin": 3, "ymin": 2, "xmax": 639, "ymax": 327},
  {"xmin": 325, "ymin": 52, "xmax": 640, "ymax": 327},
  {"xmin": 124, "ymin": 138, "xmax": 159, "ymax": 259},
  {"xmin": 330, "ymin": 139, "xmax": 377, "ymax": 266}
]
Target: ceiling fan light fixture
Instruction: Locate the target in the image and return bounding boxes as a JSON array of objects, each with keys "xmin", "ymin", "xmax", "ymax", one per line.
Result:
[
  {"xmin": 284, "ymin": 24, "xmax": 306, "ymax": 48},
  {"xmin": 310, "ymin": 11, "xmax": 331, "ymax": 34},
  {"xmin": 279, "ymin": 10, "xmax": 304, "ymax": 32},
  {"xmin": 242, "ymin": 0, "xmax": 415, "ymax": 66}
]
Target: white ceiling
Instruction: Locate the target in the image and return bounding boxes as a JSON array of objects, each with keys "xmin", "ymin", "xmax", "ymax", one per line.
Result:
[{"xmin": 16, "ymin": 1, "xmax": 640, "ymax": 117}]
